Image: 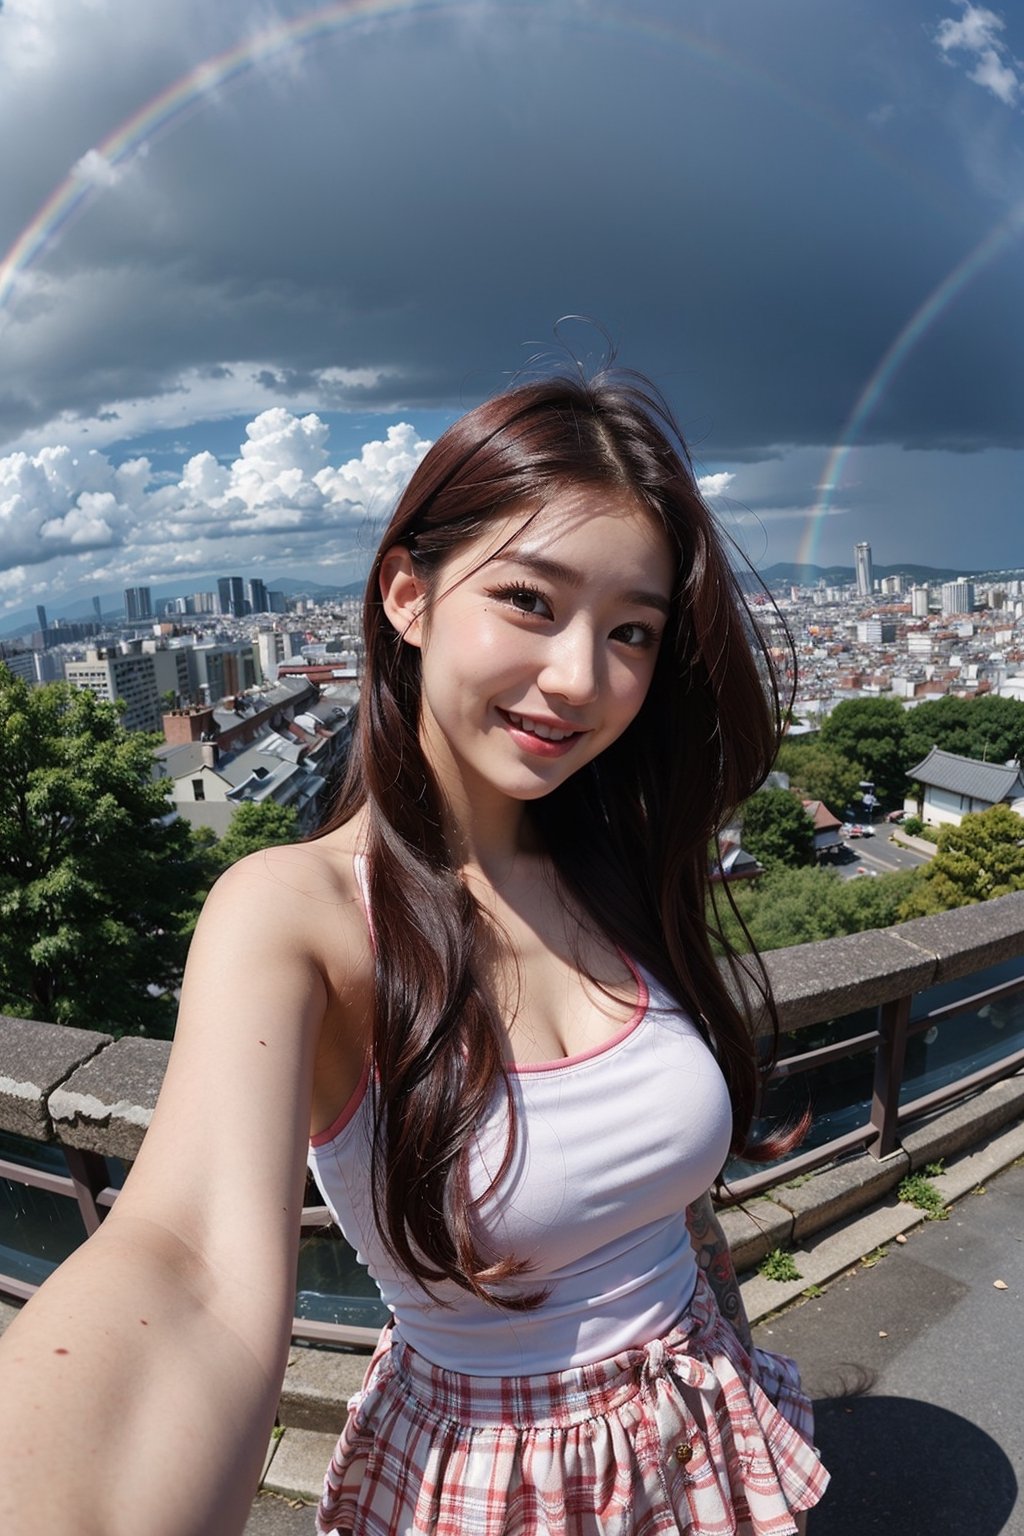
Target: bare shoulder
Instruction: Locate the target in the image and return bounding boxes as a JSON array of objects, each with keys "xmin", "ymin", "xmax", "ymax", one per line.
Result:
[
  {"xmin": 198, "ymin": 819, "xmax": 370, "ymax": 979},
  {"xmin": 114, "ymin": 818, "xmax": 372, "ymax": 1244}
]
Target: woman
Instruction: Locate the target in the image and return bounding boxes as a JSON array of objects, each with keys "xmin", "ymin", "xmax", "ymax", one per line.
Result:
[{"xmin": 0, "ymin": 368, "xmax": 827, "ymax": 1536}]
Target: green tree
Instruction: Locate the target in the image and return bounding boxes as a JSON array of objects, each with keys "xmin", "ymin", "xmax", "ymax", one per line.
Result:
[
  {"xmin": 898, "ymin": 804, "xmax": 1024, "ymax": 918},
  {"xmin": 819, "ymin": 697, "xmax": 909, "ymax": 807},
  {"xmin": 713, "ymin": 864, "xmax": 923, "ymax": 954},
  {"xmin": 0, "ymin": 670, "xmax": 208, "ymax": 1036},
  {"xmin": 740, "ymin": 789, "xmax": 815, "ymax": 871},
  {"xmin": 774, "ymin": 740, "xmax": 863, "ymax": 817},
  {"xmin": 212, "ymin": 801, "xmax": 300, "ymax": 872},
  {"xmin": 903, "ymin": 695, "xmax": 1024, "ymax": 771}
]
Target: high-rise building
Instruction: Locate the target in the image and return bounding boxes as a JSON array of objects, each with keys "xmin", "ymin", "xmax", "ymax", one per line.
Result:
[
  {"xmin": 247, "ymin": 578, "xmax": 269, "ymax": 614},
  {"xmin": 217, "ymin": 576, "xmax": 246, "ymax": 618},
  {"xmin": 854, "ymin": 542, "xmax": 873, "ymax": 598},
  {"xmin": 92, "ymin": 596, "xmax": 103, "ymax": 623},
  {"xmin": 124, "ymin": 586, "xmax": 153, "ymax": 622},
  {"xmin": 193, "ymin": 642, "xmax": 259, "ymax": 701},
  {"xmin": 911, "ymin": 586, "xmax": 930, "ymax": 619},
  {"xmin": 36, "ymin": 605, "xmax": 48, "ymax": 634},
  {"xmin": 856, "ymin": 620, "xmax": 895, "ymax": 644},
  {"xmin": 941, "ymin": 579, "xmax": 975, "ymax": 615},
  {"xmin": 256, "ymin": 629, "xmax": 304, "ymax": 681},
  {"xmin": 65, "ymin": 649, "xmax": 161, "ymax": 732}
]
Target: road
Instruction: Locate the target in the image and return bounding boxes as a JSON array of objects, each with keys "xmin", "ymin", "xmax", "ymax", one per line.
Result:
[
  {"xmin": 834, "ymin": 829, "xmax": 933, "ymax": 882},
  {"xmin": 755, "ymin": 1159, "xmax": 1024, "ymax": 1534}
]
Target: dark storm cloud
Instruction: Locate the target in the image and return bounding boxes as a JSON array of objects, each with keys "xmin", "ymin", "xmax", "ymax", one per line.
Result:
[{"xmin": 0, "ymin": 0, "xmax": 1021, "ymax": 600}]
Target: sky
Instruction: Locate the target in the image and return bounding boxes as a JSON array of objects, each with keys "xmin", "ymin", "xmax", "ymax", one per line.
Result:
[{"xmin": 1, "ymin": 0, "xmax": 1022, "ymax": 630}]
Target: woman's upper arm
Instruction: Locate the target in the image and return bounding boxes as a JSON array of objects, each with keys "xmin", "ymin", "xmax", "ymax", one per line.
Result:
[{"xmin": 110, "ymin": 849, "xmax": 338, "ymax": 1326}]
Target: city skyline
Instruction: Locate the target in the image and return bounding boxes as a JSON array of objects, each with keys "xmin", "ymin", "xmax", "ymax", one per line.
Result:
[{"xmin": 1, "ymin": 1, "xmax": 1022, "ymax": 617}]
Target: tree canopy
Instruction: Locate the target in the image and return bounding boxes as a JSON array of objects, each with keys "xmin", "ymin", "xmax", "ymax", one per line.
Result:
[
  {"xmin": 819, "ymin": 697, "xmax": 908, "ymax": 807},
  {"xmin": 740, "ymin": 788, "xmax": 815, "ymax": 871},
  {"xmin": 903, "ymin": 694, "xmax": 1024, "ymax": 772},
  {"xmin": 898, "ymin": 804, "xmax": 1024, "ymax": 918},
  {"xmin": 774, "ymin": 739, "xmax": 864, "ymax": 818},
  {"xmin": 211, "ymin": 800, "xmax": 300, "ymax": 872},
  {"xmin": 713, "ymin": 864, "xmax": 921, "ymax": 954},
  {"xmin": 0, "ymin": 670, "xmax": 208, "ymax": 1036}
]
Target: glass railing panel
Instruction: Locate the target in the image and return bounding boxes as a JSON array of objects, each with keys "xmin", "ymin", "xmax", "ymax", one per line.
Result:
[
  {"xmin": 0, "ymin": 1134, "xmax": 89, "ymax": 1287},
  {"xmin": 296, "ymin": 1229, "xmax": 389, "ymax": 1329},
  {"xmin": 901, "ymin": 956, "xmax": 1024, "ymax": 1106}
]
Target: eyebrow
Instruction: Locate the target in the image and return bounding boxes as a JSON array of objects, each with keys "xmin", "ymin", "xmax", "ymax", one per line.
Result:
[{"xmin": 492, "ymin": 549, "xmax": 672, "ymax": 616}]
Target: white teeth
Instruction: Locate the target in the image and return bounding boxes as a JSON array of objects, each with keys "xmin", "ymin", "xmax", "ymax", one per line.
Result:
[{"xmin": 507, "ymin": 712, "xmax": 575, "ymax": 741}]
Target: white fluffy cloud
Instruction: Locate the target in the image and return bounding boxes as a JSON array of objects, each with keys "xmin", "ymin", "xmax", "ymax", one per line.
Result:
[
  {"xmin": 0, "ymin": 410, "xmax": 431, "ymax": 598},
  {"xmin": 935, "ymin": 4, "xmax": 1021, "ymax": 106},
  {"xmin": 0, "ymin": 446, "xmax": 149, "ymax": 566},
  {"xmin": 697, "ymin": 472, "xmax": 736, "ymax": 499}
]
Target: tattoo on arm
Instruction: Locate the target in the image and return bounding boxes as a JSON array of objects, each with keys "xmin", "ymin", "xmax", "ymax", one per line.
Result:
[{"xmin": 685, "ymin": 1190, "xmax": 753, "ymax": 1351}]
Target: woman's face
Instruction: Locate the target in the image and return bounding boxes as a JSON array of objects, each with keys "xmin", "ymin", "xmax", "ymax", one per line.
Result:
[{"xmin": 383, "ymin": 484, "xmax": 675, "ymax": 826}]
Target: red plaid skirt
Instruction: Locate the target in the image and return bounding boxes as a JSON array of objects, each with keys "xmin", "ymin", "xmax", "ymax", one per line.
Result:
[{"xmin": 315, "ymin": 1273, "xmax": 828, "ymax": 1535}]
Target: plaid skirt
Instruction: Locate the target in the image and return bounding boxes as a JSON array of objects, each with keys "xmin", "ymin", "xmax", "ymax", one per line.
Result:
[{"xmin": 315, "ymin": 1273, "xmax": 828, "ymax": 1535}]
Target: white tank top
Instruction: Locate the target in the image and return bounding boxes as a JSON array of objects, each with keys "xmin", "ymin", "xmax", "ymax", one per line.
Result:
[{"xmin": 308, "ymin": 904, "xmax": 733, "ymax": 1375}]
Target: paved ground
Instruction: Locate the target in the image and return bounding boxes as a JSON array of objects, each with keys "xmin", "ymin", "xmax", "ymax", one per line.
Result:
[{"xmin": 756, "ymin": 1158, "xmax": 1024, "ymax": 1535}]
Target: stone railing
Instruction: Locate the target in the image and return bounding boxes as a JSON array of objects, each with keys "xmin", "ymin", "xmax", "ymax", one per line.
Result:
[{"xmin": 3, "ymin": 891, "xmax": 1024, "ymax": 1343}]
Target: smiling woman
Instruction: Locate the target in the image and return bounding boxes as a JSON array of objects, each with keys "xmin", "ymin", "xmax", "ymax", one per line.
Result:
[
  {"xmin": 378, "ymin": 487, "xmax": 673, "ymax": 816},
  {"xmin": 0, "ymin": 366, "xmax": 827, "ymax": 1536}
]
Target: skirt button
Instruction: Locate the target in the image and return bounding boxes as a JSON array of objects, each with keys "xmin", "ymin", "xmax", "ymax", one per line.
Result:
[{"xmin": 673, "ymin": 1442, "xmax": 694, "ymax": 1465}]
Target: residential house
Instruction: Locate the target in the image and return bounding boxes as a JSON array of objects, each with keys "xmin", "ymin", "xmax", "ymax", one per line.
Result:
[{"xmin": 905, "ymin": 747, "xmax": 1024, "ymax": 829}]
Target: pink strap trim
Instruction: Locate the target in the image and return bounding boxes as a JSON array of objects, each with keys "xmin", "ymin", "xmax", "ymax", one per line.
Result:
[
  {"xmin": 353, "ymin": 850, "xmax": 376, "ymax": 951},
  {"xmin": 510, "ymin": 957, "xmax": 649, "ymax": 1074},
  {"xmin": 310, "ymin": 1059, "xmax": 371, "ymax": 1147},
  {"xmin": 309, "ymin": 850, "xmax": 374, "ymax": 1149}
]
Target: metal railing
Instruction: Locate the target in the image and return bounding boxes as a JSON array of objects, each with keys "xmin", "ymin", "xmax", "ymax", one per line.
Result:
[{"xmin": 3, "ymin": 890, "xmax": 1024, "ymax": 1348}]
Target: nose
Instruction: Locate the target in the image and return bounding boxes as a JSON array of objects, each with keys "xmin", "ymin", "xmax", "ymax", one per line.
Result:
[{"xmin": 538, "ymin": 619, "xmax": 601, "ymax": 706}]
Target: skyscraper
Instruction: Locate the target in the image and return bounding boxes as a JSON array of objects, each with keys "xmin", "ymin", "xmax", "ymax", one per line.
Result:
[
  {"xmin": 217, "ymin": 576, "xmax": 246, "ymax": 618},
  {"xmin": 247, "ymin": 578, "xmax": 268, "ymax": 614},
  {"xmin": 854, "ymin": 542, "xmax": 873, "ymax": 598},
  {"xmin": 124, "ymin": 586, "xmax": 153, "ymax": 622}
]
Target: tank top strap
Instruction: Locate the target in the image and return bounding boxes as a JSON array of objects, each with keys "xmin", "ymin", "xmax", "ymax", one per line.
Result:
[{"xmin": 353, "ymin": 850, "xmax": 377, "ymax": 952}]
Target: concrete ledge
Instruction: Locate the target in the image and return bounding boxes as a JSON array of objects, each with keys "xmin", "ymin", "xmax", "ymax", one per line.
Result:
[
  {"xmin": 717, "ymin": 1199, "xmax": 793, "ymax": 1273},
  {"xmin": 0, "ymin": 1015, "xmax": 111, "ymax": 1141},
  {"xmin": 278, "ymin": 1345, "xmax": 371, "ymax": 1432},
  {"xmin": 901, "ymin": 1072, "xmax": 1024, "ymax": 1170},
  {"xmin": 49, "ymin": 1037, "xmax": 171, "ymax": 1160},
  {"xmin": 262, "ymin": 1428, "xmax": 337, "ymax": 1502},
  {"xmin": 765, "ymin": 929, "xmax": 936, "ymax": 1032},
  {"xmin": 740, "ymin": 1111, "xmax": 1024, "ymax": 1324},
  {"xmin": 895, "ymin": 891, "xmax": 1024, "ymax": 983},
  {"xmin": 769, "ymin": 1147, "xmax": 910, "ymax": 1243}
]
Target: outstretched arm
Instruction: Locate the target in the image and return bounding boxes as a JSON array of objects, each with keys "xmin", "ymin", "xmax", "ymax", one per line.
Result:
[
  {"xmin": 685, "ymin": 1189, "xmax": 752, "ymax": 1350},
  {"xmin": 0, "ymin": 852, "xmax": 337, "ymax": 1536}
]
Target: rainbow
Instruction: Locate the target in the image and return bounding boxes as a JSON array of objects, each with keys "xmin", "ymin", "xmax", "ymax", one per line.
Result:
[
  {"xmin": 0, "ymin": 0, "xmax": 443, "ymax": 316},
  {"xmin": 798, "ymin": 198, "xmax": 1024, "ymax": 571},
  {"xmin": 0, "ymin": 0, "xmax": 941, "ymax": 322}
]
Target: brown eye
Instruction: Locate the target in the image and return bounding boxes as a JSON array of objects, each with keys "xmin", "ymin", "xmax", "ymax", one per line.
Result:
[
  {"xmin": 487, "ymin": 582, "xmax": 554, "ymax": 619},
  {"xmin": 612, "ymin": 622, "xmax": 659, "ymax": 649}
]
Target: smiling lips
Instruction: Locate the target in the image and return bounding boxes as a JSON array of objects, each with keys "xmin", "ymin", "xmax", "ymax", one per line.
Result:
[{"xmin": 500, "ymin": 709, "xmax": 585, "ymax": 755}]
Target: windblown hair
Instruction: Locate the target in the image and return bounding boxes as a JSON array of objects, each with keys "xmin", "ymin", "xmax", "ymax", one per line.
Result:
[{"xmin": 319, "ymin": 368, "xmax": 795, "ymax": 1304}]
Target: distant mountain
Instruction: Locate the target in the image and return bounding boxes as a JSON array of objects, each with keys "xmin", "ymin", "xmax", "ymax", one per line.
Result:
[{"xmin": 756, "ymin": 562, "xmax": 971, "ymax": 588}]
